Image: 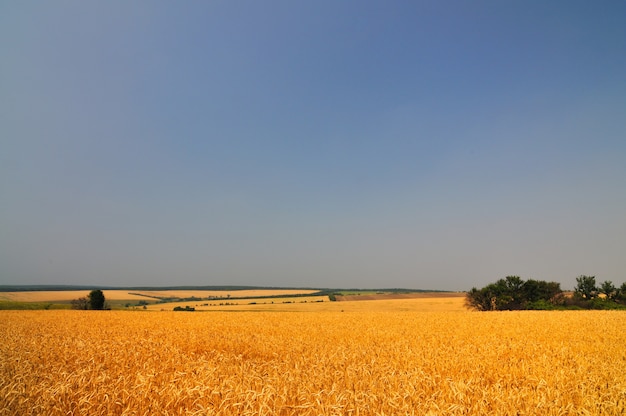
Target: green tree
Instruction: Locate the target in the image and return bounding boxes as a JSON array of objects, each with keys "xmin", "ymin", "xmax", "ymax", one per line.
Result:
[
  {"xmin": 504, "ymin": 275, "xmax": 524, "ymax": 292},
  {"xmin": 574, "ymin": 275, "xmax": 598, "ymax": 300},
  {"xmin": 615, "ymin": 282, "xmax": 626, "ymax": 303},
  {"xmin": 88, "ymin": 290, "xmax": 106, "ymax": 310},
  {"xmin": 504, "ymin": 275, "xmax": 525, "ymax": 308},
  {"xmin": 599, "ymin": 281, "xmax": 617, "ymax": 301},
  {"xmin": 465, "ymin": 287, "xmax": 494, "ymax": 311},
  {"xmin": 466, "ymin": 279, "xmax": 517, "ymax": 311},
  {"xmin": 522, "ymin": 279, "xmax": 562, "ymax": 303}
]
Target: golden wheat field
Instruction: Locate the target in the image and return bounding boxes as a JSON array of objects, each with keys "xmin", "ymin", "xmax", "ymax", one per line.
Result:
[{"xmin": 1, "ymin": 305, "xmax": 625, "ymax": 415}]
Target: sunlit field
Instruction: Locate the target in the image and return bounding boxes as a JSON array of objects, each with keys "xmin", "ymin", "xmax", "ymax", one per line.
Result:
[
  {"xmin": 1, "ymin": 301, "xmax": 625, "ymax": 415},
  {"xmin": 0, "ymin": 289, "xmax": 317, "ymax": 303},
  {"xmin": 146, "ymin": 294, "xmax": 467, "ymax": 312}
]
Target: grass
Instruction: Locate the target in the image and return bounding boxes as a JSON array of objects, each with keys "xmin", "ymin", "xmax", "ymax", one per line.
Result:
[{"xmin": 0, "ymin": 301, "xmax": 70, "ymax": 310}]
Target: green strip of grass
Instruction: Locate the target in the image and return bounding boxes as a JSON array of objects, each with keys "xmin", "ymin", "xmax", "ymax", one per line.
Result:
[{"xmin": 0, "ymin": 301, "xmax": 70, "ymax": 310}]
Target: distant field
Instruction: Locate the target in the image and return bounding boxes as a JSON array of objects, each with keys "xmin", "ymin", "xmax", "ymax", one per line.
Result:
[
  {"xmin": 150, "ymin": 295, "xmax": 467, "ymax": 312},
  {"xmin": 0, "ymin": 290, "xmax": 148, "ymax": 303},
  {"xmin": 1, "ymin": 308, "xmax": 624, "ymax": 414},
  {"xmin": 129, "ymin": 289, "xmax": 319, "ymax": 299},
  {"xmin": 335, "ymin": 292, "xmax": 465, "ymax": 301},
  {"xmin": 0, "ymin": 289, "xmax": 318, "ymax": 304},
  {"xmin": 149, "ymin": 295, "xmax": 331, "ymax": 311},
  {"xmin": 0, "ymin": 289, "xmax": 467, "ymax": 312},
  {"xmin": 0, "ymin": 289, "xmax": 459, "ymax": 311}
]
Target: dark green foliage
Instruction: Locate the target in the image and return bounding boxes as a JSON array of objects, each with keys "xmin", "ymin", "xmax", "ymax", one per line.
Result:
[
  {"xmin": 88, "ymin": 290, "xmax": 106, "ymax": 310},
  {"xmin": 586, "ymin": 297, "xmax": 626, "ymax": 310},
  {"xmin": 599, "ymin": 280, "xmax": 617, "ymax": 301},
  {"xmin": 574, "ymin": 275, "xmax": 598, "ymax": 300},
  {"xmin": 465, "ymin": 287, "xmax": 494, "ymax": 311},
  {"xmin": 525, "ymin": 300, "xmax": 558, "ymax": 310},
  {"xmin": 466, "ymin": 276, "xmax": 563, "ymax": 311},
  {"xmin": 522, "ymin": 279, "xmax": 562, "ymax": 303},
  {"xmin": 570, "ymin": 280, "xmax": 626, "ymax": 308},
  {"xmin": 617, "ymin": 282, "xmax": 626, "ymax": 302},
  {"xmin": 469, "ymin": 275, "xmax": 626, "ymax": 311}
]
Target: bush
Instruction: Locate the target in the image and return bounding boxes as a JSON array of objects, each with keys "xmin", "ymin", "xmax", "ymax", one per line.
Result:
[
  {"xmin": 587, "ymin": 298, "xmax": 625, "ymax": 310},
  {"xmin": 526, "ymin": 300, "xmax": 558, "ymax": 310},
  {"xmin": 173, "ymin": 306, "xmax": 195, "ymax": 311},
  {"xmin": 71, "ymin": 297, "xmax": 89, "ymax": 310}
]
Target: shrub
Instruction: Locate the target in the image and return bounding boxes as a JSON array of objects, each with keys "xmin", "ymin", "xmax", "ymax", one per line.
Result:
[
  {"xmin": 71, "ymin": 297, "xmax": 89, "ymax": 310},
  {"xmin": 173, "ymin": 306, "xmax": 195, "ymax": 311}
]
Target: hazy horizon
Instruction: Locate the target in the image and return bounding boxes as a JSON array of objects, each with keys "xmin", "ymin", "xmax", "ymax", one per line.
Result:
[{"xmin": 2, "ymin": 1, "xmax": 625, "ymax": 291}]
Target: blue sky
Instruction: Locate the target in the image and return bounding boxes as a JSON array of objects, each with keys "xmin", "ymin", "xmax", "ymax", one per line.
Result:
[{"xmin": 2, "ymin": 1, "xmax": 625, "ymax": 290}]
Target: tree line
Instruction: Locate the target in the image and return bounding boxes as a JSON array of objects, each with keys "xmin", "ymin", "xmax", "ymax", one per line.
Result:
[{"xmin": 466, "ymin": 275, "xmax": 626, "ymax": 311}]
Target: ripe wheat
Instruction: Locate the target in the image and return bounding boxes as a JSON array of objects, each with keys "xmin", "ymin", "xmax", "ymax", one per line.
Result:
[{"xmin": 1, "ymin": 309, "xmax": 625, "ymax": 415}]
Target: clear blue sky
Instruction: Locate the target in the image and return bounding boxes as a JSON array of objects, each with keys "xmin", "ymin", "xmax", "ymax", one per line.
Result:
[{"xmin": 2, "ymin": 1, "xmax": 625, "ymax": 290}]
